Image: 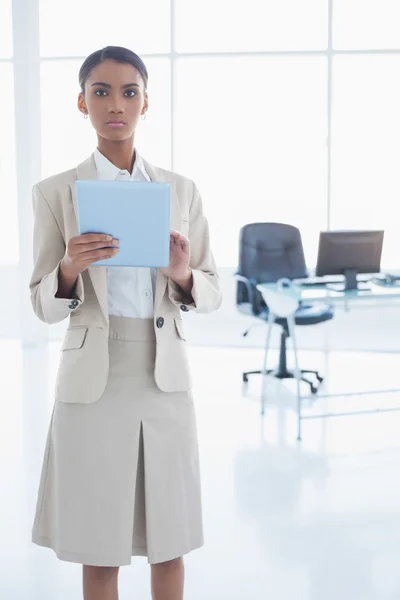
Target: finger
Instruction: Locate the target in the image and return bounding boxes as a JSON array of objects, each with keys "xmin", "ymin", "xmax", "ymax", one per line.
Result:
[
  {"xmin": 72, "ymin": 240, "xmax": 119, "ymax": 254},
  {"xmin": 170, "ymin": 231, "xmax": 189, "ymax": 245},
  {"xmin": 80, "ymin": 248, "xmax": 119, "ymax": 263},
  {"xmin": 172, "ymin": 236, "xmax": 189, "ymax": 248},
  {"xmin": 74, "ymin": 233, "xmax": 114, "ymax": 244},
  {"xmin": 180, "ymin": 236, "xmax": 189, "ymax": 246},
  {"xmin": 170, "ymin": 230, "xmax": 184, "ymax": 240}
]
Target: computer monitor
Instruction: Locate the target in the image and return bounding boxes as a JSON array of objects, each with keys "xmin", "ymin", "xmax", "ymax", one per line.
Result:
[{"xmin": 315, "ymin": 230, "xmax": 384, "ymax": 291}]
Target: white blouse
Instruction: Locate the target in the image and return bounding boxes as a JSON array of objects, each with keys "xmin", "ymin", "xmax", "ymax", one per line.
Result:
[{"xmin": 94, "ymin": 148, "xmax": 157, "ymax": 319}]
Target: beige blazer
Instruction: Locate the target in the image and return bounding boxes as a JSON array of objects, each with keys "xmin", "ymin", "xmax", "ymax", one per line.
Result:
[{"xmin": 30, "ymin": 154, "xmax": 222, "ymax": 404}]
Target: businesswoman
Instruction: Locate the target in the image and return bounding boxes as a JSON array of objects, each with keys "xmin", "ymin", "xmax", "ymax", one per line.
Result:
[{"xmin": 30, "ymin": 46, "xmax": 222, "ymax": 600}]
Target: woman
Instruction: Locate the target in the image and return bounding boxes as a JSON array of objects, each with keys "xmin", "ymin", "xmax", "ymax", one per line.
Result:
[{"xmin": 30, "ymin": 46, "xmax": 222, "ymax": 600}]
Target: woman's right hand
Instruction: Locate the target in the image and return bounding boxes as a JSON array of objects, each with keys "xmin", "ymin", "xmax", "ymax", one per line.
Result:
[{"xmin": 61, "ymin": 233, "xmax": 119, "ymax": 276}]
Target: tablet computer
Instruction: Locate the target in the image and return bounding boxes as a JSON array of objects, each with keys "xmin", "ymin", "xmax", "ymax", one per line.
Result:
[{"xmin": 75, "ymin": 180, "xmax": 170, "ymax": 267}]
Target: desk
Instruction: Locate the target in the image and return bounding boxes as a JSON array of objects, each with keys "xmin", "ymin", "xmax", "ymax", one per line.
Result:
[
  {"xmin": 257, "ymin": 282, "xmax": 400, "ymax": 440},
  {"xmin": 294, "ymin": 281, "xmax": 400, "ymax": 304}
]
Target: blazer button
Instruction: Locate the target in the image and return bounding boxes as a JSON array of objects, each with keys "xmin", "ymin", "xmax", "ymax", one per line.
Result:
[
  {"xmin": 69, "ymin": 300, "xmax": 79, "ymax": 309},
  {"xmin": 180, "ymin": 304, "xmax": 189, "ymax": 312},
  {"xmin": 156, "ymin": 317, "xmax": 164, "ymax": 328}
]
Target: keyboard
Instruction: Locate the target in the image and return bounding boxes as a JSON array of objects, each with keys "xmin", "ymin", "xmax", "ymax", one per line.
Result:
[
  {"xmin": 372, "ymin": 275, "xmax": 400, "ymax": 287},
  {"xmin": 295, "ymin": 276, "xmax": 372, "ymax": 287}
]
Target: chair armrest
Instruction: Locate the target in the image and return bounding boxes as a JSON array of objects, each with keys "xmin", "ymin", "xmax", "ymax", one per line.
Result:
[
  {"xmin": 234, "ymin": 273, "xmax": 254, "ymax": 301},
  {"xmin": 234, "ymin": 273, "xmax": 265, "ymax": 315}
]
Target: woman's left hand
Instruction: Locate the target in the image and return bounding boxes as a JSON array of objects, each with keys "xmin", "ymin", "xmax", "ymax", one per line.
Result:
[{"xmin": 160, "ymin": 230, "xmax": 192, "ymax": 289}]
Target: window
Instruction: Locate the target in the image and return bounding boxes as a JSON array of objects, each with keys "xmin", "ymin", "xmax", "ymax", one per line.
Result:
[
  {"xmin": 0, "ymin": 0, "xmax": 13, "ymax": 58},
  {"xmin": 174, "ymin": 56, "xmax": 327, "ymax": 266},
  {"xmin": 334, "ymin": 0, "xmax": 400, "ymax": 50},
  {"xmin": 40, "ymin": 58, "xmax": 171, "ymax": 179},
  {"xmin": 0, "ymin": 64, "xmax": 18, "ymax": 265},
  {"xmin": 331, "ymin": 55, "xmax": 400, "ymax": 268},
  {"xmin": 39, "ymin": 0, "xmax": 170, "ymax": 57},
  {"xmin": 40, "ymin": 60, "xmax": 96, "ymax": 178},
  {"xmin": 175, "ymin": 0, "xmax": 328, "ymax": 53}
]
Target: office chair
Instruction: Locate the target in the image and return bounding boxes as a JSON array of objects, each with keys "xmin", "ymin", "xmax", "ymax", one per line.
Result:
[{"xmin": 235, "ymin": 223, "xmax": 334, "ymax": 394}]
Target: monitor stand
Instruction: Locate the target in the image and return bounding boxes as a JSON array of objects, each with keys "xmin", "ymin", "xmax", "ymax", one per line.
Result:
[{"xmin": 326, "ymin": 269, "xmax": 371, "ymax": 292}]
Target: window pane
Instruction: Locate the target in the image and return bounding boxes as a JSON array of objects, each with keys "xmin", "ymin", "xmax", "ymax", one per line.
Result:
[
  {"xmin": 331, "ymin": 56, "xmax": 400, "ymax": 268},
  {"xmin": 40, "ymin": 61, "xmax": 96, "ymax": 178},
  {"xmin": 40, "ymin": 58, "xmax": 170, "ymax": 179},
  {"xmin": 39, "ymin": 0, "xmax": 170, "ymax": 57},
  {"xmin": 174, "ymin": 57, "xmax": 328, "ymax": 267},
  {"xmin": 175, "ymin": 0, "xmax": 328, "ymax": 53},
  {"xmin": 0, "ymin": 0, "xmax": 13, "ymax": 58},
  {"xmin": 334, "ymin": 0, "xmax": 400, "ymax": 50},
  {"xmin": 0, "ymin": 64, "xmax": 18, "ymax": 265}
]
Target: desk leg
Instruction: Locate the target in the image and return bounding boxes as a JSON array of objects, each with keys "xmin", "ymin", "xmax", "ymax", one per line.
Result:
[
  {"xmin": 288, "ymin": 315, "xmax": 302, "ymax": 441},
  {"xmin": 261, "ymin": 312, "xmax": 275, "ymax": 416}
]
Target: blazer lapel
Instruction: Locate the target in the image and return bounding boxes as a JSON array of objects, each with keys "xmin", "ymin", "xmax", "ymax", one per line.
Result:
[
  {"xmin": 143, "ymin": 160, "xmax": 182, "ymax": 310},
  {"xmin": 70, "ymin": 154, "xmax": 109, "ymax": 325}
]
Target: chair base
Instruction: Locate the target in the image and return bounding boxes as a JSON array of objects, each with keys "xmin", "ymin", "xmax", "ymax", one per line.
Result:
[{"xmin": 243, "ymin": 368, "xmax": 323, "ymax": 394}]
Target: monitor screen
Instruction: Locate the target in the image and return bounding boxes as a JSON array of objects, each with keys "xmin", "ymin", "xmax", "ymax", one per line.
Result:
[{"xmin": 315, "ymin": 230, "xmax": 384, "ymax": 289}]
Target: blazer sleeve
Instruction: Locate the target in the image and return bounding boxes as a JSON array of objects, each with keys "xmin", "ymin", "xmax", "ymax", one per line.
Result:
[
  {"xmin": 29, "ymin": 184, "xmax": 84, "ymax": 324},
  {"xmin": 167, "ymin": 181, "xmax": 222, "ymax": 314}
]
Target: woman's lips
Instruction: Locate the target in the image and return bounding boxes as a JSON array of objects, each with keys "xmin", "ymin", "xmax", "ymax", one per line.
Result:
[{"xmin": 106, "ymin": 122, "xmax": 126, "ymax": 128}]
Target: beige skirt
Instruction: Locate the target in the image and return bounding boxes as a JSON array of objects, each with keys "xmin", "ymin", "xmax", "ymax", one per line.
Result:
[{"xmin": 32, "ymin": 316, "xmax": 203, "ymax": 566}]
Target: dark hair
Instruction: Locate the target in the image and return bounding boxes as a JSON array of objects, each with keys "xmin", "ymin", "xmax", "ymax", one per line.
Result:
[{"xmin": 78, "ymin": 46, "xmax": 148, "ymax": 93}]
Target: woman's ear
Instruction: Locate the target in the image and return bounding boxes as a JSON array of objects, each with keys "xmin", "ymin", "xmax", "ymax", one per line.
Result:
[
  {"xmin": 77, "ymin": 93, "xmax": 87, "ymax": 116},
  {"xmin": 142, "ymin": 92, "xmax": 149, "ymax": 116}
]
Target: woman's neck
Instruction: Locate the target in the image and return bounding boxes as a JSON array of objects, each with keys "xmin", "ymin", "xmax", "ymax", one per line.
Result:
[{"xmin": 97, "ymin": 136, "xmax": 136, "ymax": 172}]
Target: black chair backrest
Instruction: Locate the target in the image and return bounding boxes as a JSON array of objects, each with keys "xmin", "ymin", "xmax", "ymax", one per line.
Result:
[{"xmin": 237, "ymin": 222, "xmax": 308, "ymax": 312}]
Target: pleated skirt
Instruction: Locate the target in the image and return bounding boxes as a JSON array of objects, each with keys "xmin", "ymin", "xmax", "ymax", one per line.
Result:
[{"xmin": 32, "ymin": 316, "xmax": 203, "ymax": 566}]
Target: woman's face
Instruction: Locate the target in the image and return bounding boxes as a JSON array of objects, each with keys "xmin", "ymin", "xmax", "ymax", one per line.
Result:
[{"xmin": 78, "ymin": 59, "xmax": 148, "ymax": 142}]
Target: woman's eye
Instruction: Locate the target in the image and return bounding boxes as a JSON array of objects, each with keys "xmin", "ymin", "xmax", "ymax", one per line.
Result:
[
  {"xmin": 95, "ymin": 89, "xmax": 107, "ymax": 96},
  {"xmin": 125, "ymin": 90, "xmax": 136, "ymax": 98}
]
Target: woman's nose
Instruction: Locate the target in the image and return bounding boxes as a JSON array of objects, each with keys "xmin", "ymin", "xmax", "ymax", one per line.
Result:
[{"xmin": 109, "ymin": 105, "xmax": 124, "ymax": 114}]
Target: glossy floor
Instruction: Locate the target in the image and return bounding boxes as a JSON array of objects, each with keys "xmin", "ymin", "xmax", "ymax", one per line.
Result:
[{"xmin": 1, "ymin": 342, "xmax": 400, "ymax": 599}]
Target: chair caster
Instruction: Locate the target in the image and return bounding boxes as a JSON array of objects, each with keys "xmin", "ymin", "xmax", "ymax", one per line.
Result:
[
  {"xmin": 316, "ymin": 375, "xmax": 324, "ymax": 383},
  {"xmin": 243, "ymin": 374, "xmax": 249, "ymax": 384},
  {"xmin": 310, "ymin": 385, "xmax": 318, "ymax": 394}
]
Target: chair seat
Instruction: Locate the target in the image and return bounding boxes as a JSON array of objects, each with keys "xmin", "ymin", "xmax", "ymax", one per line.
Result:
[
  {"xmin": 292, "ymin": 302, "xmax": 334, "ymax": 326},
  {"xmin": 238, "ymin": 301, "xmax": 334, "ymax": 326}
]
